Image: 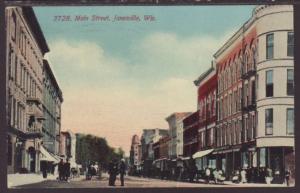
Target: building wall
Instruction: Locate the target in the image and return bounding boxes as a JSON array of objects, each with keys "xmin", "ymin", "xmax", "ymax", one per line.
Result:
[
  {"xmin": 176, "ymin": 119, "xmax": 185, "ymax": 156},
  {"xmin": 130, "ymin": 135, "xmax": 141, "ymax": 166},
  {"xmin": 212, "ymin": 5, "xmax": 294, "ymax": 178},
  {"xmin": 183, "ymin": 111, "xmax": 199, "ymax": 157},
  {"xmin": 59, "ymin": 133, "xmax": 66, "ymax": 157},
  {"xmin": 6, "ymin": 7, "xmax": 48, "ymax": 173},
  {"xmin": 166, "ymin": 113, "xmax": 191, "ymax": 158},
  {"xmin": 255, "ymin": 5, "xmax": 294, "ymax": 147},
  {"xmin": 159, "ymin": 136, "xmax": 170, "ymax": 159},
  {"xmin": 196, "ymin": 69, "xmax": 217, "ymax": 150},
  {"xmin": 42, "ymin": 60, "xmax": 63, "ymax": 155}
]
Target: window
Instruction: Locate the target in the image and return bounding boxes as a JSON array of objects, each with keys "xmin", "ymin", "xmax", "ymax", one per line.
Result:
[
  {"xmin": 244, "ymin": 84, "xmax": 248, "ymax": 107},
  {"xmin": 251, "ymin": 80, "xmax": 256, "ymax": 104},
  {"xmin": 266, "ymin": 33, "xmax": 274, "ymax": 59},
  {"xmin": 287, "ymin": 32, "xmax": 294, "ymax": 57},
  {"xmin": 287, "ymin": 108, "xmax": 294, "ymax": 135},
  {"xmin": 259, "ymin": 148, "xmax": 266, "ymax": 167},
  {"xmin": 11, "ymin": 12, "xmax": 17, "ymax": 41},
  {"xmin": 287, "ymin": 69, "xmax": 294, "ymax": 96},
  {"xmin": 242, "ymin": 152, "xmax": 249, "ymax": 168},
  {"xmin": 265, "ymin": 108, "xmax": 273, "ymax": 135},
  {"xmin": 7, "ymin": 136, "xmax": 12, "ymax": 165},
  {"xmin": 266, "ymin": 70, "xmax": 273, "ymax": 97}
]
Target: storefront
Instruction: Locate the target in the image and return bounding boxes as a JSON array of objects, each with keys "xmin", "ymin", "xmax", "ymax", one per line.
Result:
[{"xmin": 257, "ymin": 146, "xmax": 294, "ymax": 183}]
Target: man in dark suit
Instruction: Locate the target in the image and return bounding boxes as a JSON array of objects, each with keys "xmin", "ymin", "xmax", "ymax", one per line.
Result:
[
  {"xmin": 108, "ymin": 160, "xmax": 118, "ymax": 186},
  {"xmin": 58, "ymin": 159, "xmax": 64, "ymax": 181},
  {"xmin": 119, "ymin": 159, "xmax": 126, "ymax": 186},
  {"xmin": 64, "ymin": 158, "xmax": 71, "ymax": 182}
]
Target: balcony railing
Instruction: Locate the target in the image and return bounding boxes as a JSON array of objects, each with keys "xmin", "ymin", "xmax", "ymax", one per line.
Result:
[
  {"xmin": 26, "ymin": 126, "xmax": 43, "ymax": 138},
  {"xmin": 242, "ymin": 103, "xmax": 256, "ymax": 112},
  {"xmin": 27, "ymin": 97, "xmax": 42, "ymax": 105},
  {"xmin": 242, "ymin": 69, "xmax": 256, "ymax": 79}
]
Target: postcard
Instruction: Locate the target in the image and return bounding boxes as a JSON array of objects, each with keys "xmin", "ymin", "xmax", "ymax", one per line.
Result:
[{"xmin": 4, "ymin": 1, "xmax": 295, "ymax": 189}]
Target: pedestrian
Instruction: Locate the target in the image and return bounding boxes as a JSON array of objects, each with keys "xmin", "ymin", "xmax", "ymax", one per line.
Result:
[
  {"xmin": 119, "ymin": 158, "xmax": 126, "ymax": 186},
  {"xmin": 51, "ymin": 163, "xmax": 56, "ymax": 175},
  {"xmin": 241, "ymin": 168, "xmax": 247, "ymax": 183},
  {"xmin": 232, "ymin": 170, "xmax": 240, "ymax": 183},
  {"xmin": 108, "ymin": 160, "xmax": 118, "ymax": 186},
  {"xmin": 213, "ymin": 169, "xmax": 219, "ymax": 184},
  {"xmin": 285, "ymin": 168, "xmax": 291, "ymax": 186},
  {"xmin": 205, "ymin": 167, "xmax": 211, "ymax": 184},
  {"xmin": 64, "ymin": 158, "xmax": 71, "ymax": 182},
  {"xmin": 189, "ymin": 158, "xmax": 197, "ymax": 183},
  {"xmin": 58, "ymin": 159, "xmax": 64, "ymax": 181},
  {"xmin": 41, "ymin": 161, "xmax": 47, "ymax": 179},
  {"xmin": 177, "ymin": 164, "xmax": 183, "ymax": 181}
]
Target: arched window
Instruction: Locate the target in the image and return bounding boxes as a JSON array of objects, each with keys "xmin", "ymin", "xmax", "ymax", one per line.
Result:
[
  {"xmin": 252, "ymin": 46, "xmax": 257, "ymax": 70},
  {"xmin": 228, "ymin": 63, "xmax": 232, "ymax": 87},
  {"xmin": 233, "ymin": 61, "xmax": 236, "ymax": 83},
  {"xmin": 244, "ymin": 52, "xmax": 249, "ymax": 74}
]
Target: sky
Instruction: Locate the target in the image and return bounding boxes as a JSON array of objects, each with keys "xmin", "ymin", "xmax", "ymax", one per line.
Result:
[{"xmin": 34, "ymin": 5, "xmax": 255, "ymax": 156}]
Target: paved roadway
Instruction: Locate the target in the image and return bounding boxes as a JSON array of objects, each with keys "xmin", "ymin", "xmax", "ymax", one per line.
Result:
[{"xmin": 14, "ymin": 173, "xmax": 288, "ymax": 188}]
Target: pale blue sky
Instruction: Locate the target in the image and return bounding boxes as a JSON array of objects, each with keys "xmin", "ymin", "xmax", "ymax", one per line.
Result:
[{"xmin": 34, "ymin": 6, "xmax": 255, "ymax": 153}]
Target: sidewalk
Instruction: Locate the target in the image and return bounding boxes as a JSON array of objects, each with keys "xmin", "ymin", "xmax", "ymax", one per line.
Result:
[
  {"xmin": 8, "ymin": 173, "xmax": 57, "ymax": 188},
  {"xmin": 196, "ymin": 178, "xmax": 289, "ymax": 187}
]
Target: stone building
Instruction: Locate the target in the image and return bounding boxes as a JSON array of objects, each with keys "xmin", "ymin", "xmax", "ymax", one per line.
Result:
[
  {"xmin": 42, "ymin": 59, "xmax": 63, "ymax": 155},
  {"xmin": 59, "ymin": 130, "xmax": 76, "ymax": 163},
  {"xmin": 6, "ymin": 7, "xmax": 49, "ymax": 174},
  {"xmin": 129, "ymin": 135, "xmax": 141, "ymax": 168},
  {"xmin": 165, "ymin": 112, "xmax": 192, "ymax": 159}
]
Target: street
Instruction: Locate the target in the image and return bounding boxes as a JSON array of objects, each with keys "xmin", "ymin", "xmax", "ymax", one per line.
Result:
[{"xmin": 13, "ymin": 173, "xmax": 288, "ymax": 188}]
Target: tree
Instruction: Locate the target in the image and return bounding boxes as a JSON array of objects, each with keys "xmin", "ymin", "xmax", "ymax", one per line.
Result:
[{"xmin": 75, "ymin": 133, "xmax": 125, "ymax": 169}]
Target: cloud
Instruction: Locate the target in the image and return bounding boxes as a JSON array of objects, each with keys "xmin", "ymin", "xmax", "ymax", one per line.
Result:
[
  {"xmin": 128, "ymin": 29, "xmax": 237, "ymax": 81},
  {"xmin": 45, "ymin": 29, "xmax": 236, "ymax": 155},
  {"xmin": 45, "ymin": 40, "xmax": 125, "ymax": 88}
]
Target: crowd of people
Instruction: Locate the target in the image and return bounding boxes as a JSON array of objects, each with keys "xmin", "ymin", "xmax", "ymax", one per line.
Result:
[{"xmin": 129, "ymin": 157, "xmax": 292, "ymax": 186}]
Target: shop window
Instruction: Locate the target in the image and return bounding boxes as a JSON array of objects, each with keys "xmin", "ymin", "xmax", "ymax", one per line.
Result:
[
  {"xmin": 242, "ymin": 152, "xmax": 249, "ymax": 168},
  {"xmin": 266, "ymin": 70, "xmax": 273, "ymax": 97},
  {"xmin": 259, "ymin": 148, "xmax": 266, "ymax": 167},
  {"xmin": 265, "ymin": 108, "xmax": 273, "ymax": 135},
  {"xmin": 287, "ymin": 32, "xmax": 294, "ymax": 57},
  {"xmin": 287, "ymin": 108, "xmax": 294, "ymax": 135},
  {"xmin": 287, "ymin": 69, "xmax": 294, "ymax": 96},
  {"xmin": 266, "ymin": 33, "xmax": 274, "ymax": 59}
]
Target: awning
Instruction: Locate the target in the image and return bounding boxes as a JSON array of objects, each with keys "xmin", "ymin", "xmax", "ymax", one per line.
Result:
[
  {"xmin": 192, "ymin": 149, "xmax": 214, "ymax": 159},
  {"xmin": 180, "ymin": 156, "xmax": 191, "ymax": 160},
  {"xmin": 212, "ymin": 148, "xmax": 240, "ymax": 155},
  {"xmin": 40, "ymin": 146, "xmax": 58, "ymax": 162}
]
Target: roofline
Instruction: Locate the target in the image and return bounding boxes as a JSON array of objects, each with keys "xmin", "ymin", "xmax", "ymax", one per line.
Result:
[
  {"xmin": 22, "ymin": 7, "xmax": 49, "ymax": 55},
  {"xmin": 213, "ymin": 7, "xmax": 256, "ymax": 60},
  {"xmin": 165, "ymin": 112, "xmax": 192, "ymax": 121},
  {"xmin": 43, "ymin": 59, "xmax": 63, "ymax": 102},
  {"xmin": 194, "ymin": 65, "xmax": 215, "ymax": 86}
]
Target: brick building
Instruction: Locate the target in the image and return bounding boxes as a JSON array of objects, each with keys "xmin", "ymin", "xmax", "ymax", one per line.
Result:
[
  {"xmin": 213, "ymin": 5, "xmax": 294, "ymax": 181},
  {"xmin": 192, "ymin": 65, "xmax": 217, "ymax": 169},
  {"xmin": 183, "ymin": 111, "xmax": 199, "ymax": 157}
]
